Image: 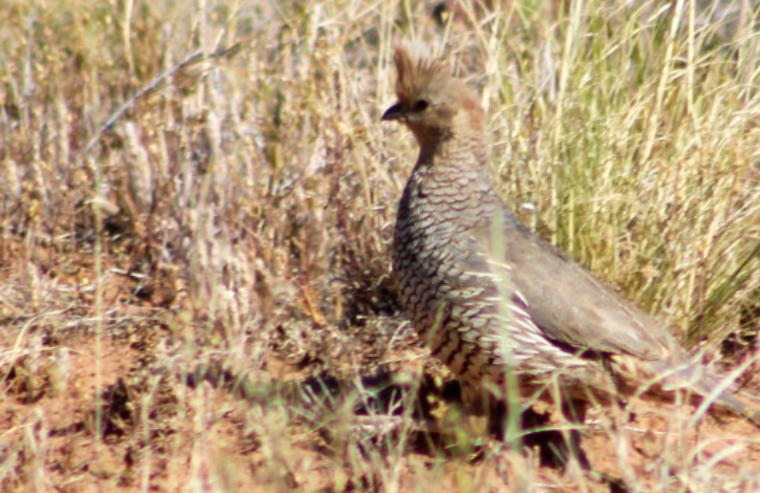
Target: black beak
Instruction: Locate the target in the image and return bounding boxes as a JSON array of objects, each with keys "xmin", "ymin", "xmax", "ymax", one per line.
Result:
[{"xmin": 382, "ymin": 102, "xmax": 405, "ymax": 121}]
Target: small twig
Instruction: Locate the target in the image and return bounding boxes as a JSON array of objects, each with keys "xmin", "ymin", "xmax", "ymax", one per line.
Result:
[{"xmin": 76, "ymin": 42, "xmax": 245, "ymax": 167}]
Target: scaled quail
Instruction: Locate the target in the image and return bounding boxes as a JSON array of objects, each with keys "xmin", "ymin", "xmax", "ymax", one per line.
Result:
[{"xmin": 382, "ymin": 43, "xmax": 760, "ymax": 427}]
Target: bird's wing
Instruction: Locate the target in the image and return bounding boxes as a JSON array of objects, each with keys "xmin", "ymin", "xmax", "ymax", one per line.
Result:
[{"xmin": 470, "ymin": 210, "xmax": 679, "ymax": 361}]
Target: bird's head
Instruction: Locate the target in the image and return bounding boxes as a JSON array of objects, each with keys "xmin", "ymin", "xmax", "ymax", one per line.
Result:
[{"xmin": 382, "ymin": 43, "xmax": 485, "ymax": 148}]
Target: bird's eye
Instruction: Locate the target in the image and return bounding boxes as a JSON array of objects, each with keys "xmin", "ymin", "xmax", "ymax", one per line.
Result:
[{"xmin": 413, "ymin": 99, "xmax": 429, "ymax": 112}]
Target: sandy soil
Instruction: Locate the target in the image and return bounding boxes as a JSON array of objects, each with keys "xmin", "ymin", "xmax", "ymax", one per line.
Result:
[{"xmin": 2, "ymin": 320, "xmax": 760, "ymax": 493}]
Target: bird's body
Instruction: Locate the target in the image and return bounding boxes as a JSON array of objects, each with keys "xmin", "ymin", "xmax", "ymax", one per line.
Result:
[{"xmin": 383, "ymin": 44, "xmax": 760, "ymax": 425}]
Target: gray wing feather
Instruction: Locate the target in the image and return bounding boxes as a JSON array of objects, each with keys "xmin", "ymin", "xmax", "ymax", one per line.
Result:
[{"xmin": 473, "ymin": 210, "xmax": 679, "ymax": 361}]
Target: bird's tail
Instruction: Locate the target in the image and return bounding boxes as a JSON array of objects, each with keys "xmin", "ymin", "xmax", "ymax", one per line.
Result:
[{"xmin": 649, "ymin": 358, "xmax": 760, "ymax": 429}]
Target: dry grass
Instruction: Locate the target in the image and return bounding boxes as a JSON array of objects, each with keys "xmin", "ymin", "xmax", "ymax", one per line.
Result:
[{"xmin": 1, "ymin": 0, "xmax": 760, "ymax": 491}]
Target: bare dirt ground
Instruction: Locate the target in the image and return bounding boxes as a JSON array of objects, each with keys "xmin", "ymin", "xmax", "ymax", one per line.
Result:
[{"xmin": 2, "ymin": 250, "xmax": 760, "ymax": 493}]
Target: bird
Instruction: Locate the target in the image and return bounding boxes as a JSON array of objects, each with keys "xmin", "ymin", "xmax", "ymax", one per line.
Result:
[{"xmin": 381, "ymin": 42, "xmax": 760, "ymax": 430}]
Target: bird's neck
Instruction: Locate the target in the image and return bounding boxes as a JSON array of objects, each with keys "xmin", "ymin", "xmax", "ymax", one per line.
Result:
[
  {"xmin": 414, "ymin": 133, "xmax": 492, "ymax": 188},
  {"xmin": 401, "ymin": 134, "xmax": 500, "ymax": 229}
]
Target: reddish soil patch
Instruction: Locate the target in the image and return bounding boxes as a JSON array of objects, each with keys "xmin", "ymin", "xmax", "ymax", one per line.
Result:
[{"xmin": 2, "ymin": 322, "xmax": 760, "ymax": 492}]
